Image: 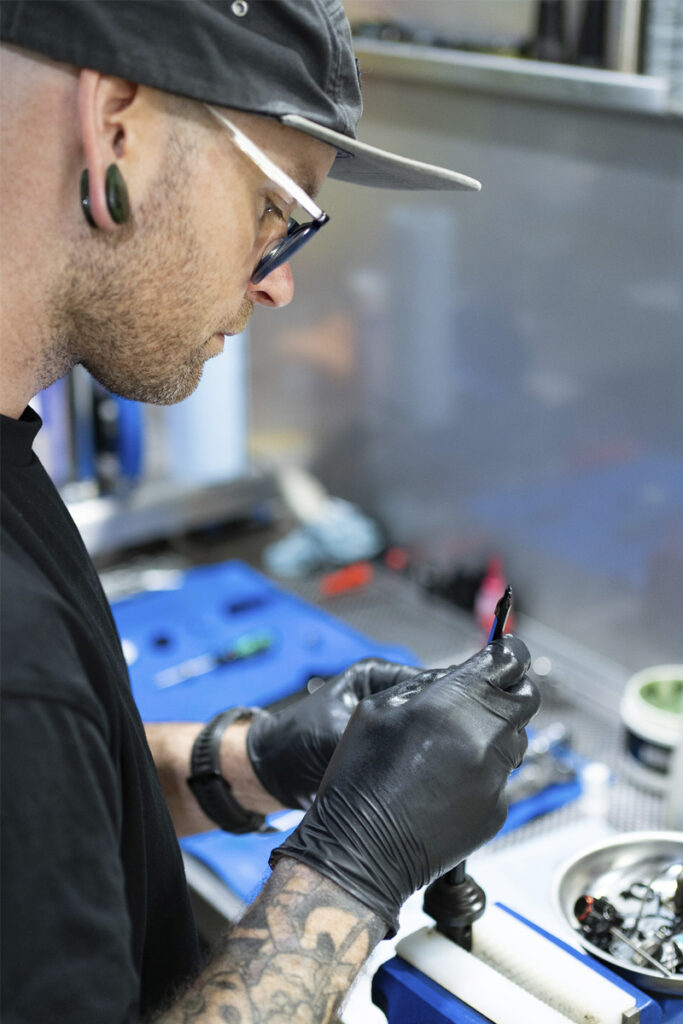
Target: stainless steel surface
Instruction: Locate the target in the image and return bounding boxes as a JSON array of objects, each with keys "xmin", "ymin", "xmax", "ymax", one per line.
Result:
[
  {"xmin": 353, "ymin": 39, "xmax": 672, "ymax": 115},
  {"xmin": 250, "ymin": 57, "xmax": 683, "ymax": 672},
  {"xmin": 554, "ymin": 831, "xmax": 683, "ymax": 994},
  {"xmin": 68, "ymin": 467, "xmax": 276, "ymax": 557}
]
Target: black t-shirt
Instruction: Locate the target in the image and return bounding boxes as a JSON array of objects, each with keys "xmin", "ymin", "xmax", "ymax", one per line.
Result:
[{"xmin": 0, "ymin": 408, "xmax": 201, "ymax": 1023}]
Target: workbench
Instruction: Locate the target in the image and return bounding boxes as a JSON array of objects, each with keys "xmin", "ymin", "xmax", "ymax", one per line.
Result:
[{"xmin": 102, "ymin": 552, "xmax": 673, "ymax": 1022}]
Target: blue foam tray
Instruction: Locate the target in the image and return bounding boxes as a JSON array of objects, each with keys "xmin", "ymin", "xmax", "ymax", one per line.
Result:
[{"xmin": 112, "ymin": 559, "xmax": 415, "ymax": 723}]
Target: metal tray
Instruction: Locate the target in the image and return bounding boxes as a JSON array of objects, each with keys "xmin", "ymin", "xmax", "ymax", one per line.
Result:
[{"xmin": 554, "ymin": 831, "xmax": 683, "ymax": 995}]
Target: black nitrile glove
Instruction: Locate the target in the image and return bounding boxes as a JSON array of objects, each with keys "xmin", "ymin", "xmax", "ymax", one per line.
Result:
[
  {"xmin": 270, "ymin": 636, "xmax": 539, "ymax": 935},
  {"xmin": 247, "ymin": 659, "xmax": 422, "ymax": 810}
]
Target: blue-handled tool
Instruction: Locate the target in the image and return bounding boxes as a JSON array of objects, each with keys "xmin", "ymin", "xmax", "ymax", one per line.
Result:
[{"xmin": 488, "ymin": 584, "xmax": 513, "ymax": 643}]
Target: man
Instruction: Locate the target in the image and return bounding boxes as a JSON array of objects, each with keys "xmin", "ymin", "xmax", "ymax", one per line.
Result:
[{"xmin": 0, "ymin": 3, "xmax": 539, "ymax": 1022}]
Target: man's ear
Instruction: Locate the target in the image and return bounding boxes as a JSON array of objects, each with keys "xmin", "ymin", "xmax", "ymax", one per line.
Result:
[{"xmin": 77, "ymin": 69, "xmax": 138, "ymax": 231}]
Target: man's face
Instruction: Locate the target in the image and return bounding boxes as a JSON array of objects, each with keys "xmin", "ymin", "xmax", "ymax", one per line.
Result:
[{"xmin": 53, "ymin": 106, "xmax": 336, "ymax": 405}]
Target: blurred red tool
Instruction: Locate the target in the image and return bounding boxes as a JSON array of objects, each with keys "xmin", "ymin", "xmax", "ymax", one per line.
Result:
[{"xmin": 319, "ymin": 561, "xmax": 374, "ymax": 597}]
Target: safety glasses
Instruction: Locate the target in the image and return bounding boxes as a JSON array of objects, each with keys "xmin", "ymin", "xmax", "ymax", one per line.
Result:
[{"xmin": 206, "ymin": 105, "xmax": 330, "ymax": 284}]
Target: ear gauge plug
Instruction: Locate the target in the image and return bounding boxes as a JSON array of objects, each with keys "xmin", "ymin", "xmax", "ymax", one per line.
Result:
[
  {"xmin": 79, "ymin": 165, "xmax": 131, "ymax": 227},
  {"xmin": 104, "ymin": 164, "xmax": 130, "ymax": 224},
  {"xmin": 79, "ymin": 169, "xmax": 96, "ymax": 227}
]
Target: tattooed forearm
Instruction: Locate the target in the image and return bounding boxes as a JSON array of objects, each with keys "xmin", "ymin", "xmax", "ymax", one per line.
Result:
[{"xmin": 153, "ymin": 858, "xmax": 387, "ymax": 1023}]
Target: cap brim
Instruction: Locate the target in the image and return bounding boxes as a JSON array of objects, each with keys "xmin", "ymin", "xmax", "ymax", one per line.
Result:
[{"xmin": 280, "ymin": 113, "xmax": 481, "ymax": 192}]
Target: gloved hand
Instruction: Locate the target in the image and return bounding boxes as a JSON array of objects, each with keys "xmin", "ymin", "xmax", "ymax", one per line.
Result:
[
  {"xmin": 271, "ymin": 636, "xmax": 539, "ymax": 935},
  {"xmin": 247, "ymin": 659, "xmax": 422, "ymax": 810}
]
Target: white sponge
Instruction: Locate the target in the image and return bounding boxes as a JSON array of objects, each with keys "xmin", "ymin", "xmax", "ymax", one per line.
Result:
[
  {"xmin": 397, "ymin": 906, "xmax": 637, "ymax": 1024},
  {"xmin": 472, "ymin": 905, "xmax": 636, "ymax": 1024}
]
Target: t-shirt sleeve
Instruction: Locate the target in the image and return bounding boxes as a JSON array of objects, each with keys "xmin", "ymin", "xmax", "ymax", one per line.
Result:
[{"xmin": 1, "ymin": 694, "xmax": 140, "ymax": 1024}]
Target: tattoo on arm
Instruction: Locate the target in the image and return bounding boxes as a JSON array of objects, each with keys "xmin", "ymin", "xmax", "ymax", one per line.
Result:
[{"xmin": 153, "ymin": 858, "xmax": 386, "ymax": 1023}]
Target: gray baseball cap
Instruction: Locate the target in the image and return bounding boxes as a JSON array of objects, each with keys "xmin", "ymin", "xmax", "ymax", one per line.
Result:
[{"xmin": 0, "ymin": 0, "xmax": 480, "ymax": 192}]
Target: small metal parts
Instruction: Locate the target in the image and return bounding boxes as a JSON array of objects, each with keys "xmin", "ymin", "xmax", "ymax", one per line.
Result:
[{"xmin": 574, "ymin": 864, "xmax": 683, "ymax": 980}]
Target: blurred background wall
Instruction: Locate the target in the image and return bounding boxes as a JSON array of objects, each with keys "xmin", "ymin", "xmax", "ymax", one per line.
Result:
[{"xmin": 248, "ymin": 2, "xmax": 683, "ymax": 670}]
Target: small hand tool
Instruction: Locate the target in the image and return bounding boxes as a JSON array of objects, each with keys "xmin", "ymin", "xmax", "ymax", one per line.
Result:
[
  {"xmin": 423, "ymin": 586, "xmax": 513, "ymax": 949},
  {"xmin": 154, "ymin": 629, "xmax": 274, "ymax": 689},
  {"xmin": 488, "ymin": 584, "xmax": 513, "ymax": 644}
]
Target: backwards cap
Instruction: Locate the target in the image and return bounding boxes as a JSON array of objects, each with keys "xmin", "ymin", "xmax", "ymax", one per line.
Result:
[{"xmin": 0, "ymin": 0, "xmax": 481, "ymax": 192}]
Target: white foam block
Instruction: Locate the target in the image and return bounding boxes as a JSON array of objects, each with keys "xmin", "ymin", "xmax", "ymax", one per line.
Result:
[
  {"xmin": 398, "ymin": 910, "xmax": 636, "ymax": 1024},
  {"xmin": 398, "ymin": 927, "xmax": 576, "ymax": 1024},
  {"xmin": 473, "ymin": 905, "xmax": 636, "ymax": 1024}
]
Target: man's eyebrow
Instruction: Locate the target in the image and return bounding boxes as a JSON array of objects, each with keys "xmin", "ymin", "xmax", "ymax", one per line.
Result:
[
  {"xmin": 288, "ymin": 176, "xmax": 320, "ymax": 203},
  {"xmin": 303, "ymin": 179, "xmax": 320, "ymax": 201},
  {"xmin": 264, "ymin": 170, "xmax": 319, "ymax": 206},
  {"xmin": 286, "ymin": 164, "xmax": 322, "ymax": 203}
]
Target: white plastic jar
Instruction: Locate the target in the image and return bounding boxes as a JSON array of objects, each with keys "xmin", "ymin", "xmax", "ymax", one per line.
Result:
[{"xmin": 620, "ymin": 664, "xmax": 683, "ymax": 792}]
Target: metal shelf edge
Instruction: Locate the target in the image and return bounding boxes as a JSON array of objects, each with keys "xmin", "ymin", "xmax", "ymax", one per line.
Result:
[
  {"xmin": 66, "ymin": 467, "xmax": 278, "ymax": 557},
  {"xmin": 353, "ymin": 40, "xmax": 673, "ymax": 117}
]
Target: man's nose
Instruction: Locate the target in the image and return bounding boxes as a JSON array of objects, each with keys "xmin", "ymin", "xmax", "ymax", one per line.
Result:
[{"xmin": 246, "ymin": 262, "xmax": 294, "ymax": 309}]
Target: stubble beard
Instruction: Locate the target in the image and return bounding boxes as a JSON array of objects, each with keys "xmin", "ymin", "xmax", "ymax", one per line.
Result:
[{"xmin": 50, "ymin": 130, "xmax": 252, "ymax": 406}]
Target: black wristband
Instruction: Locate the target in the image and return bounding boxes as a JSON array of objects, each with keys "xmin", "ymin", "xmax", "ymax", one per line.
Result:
[{"xmin": 187, "ymin": 708, "xmax": 266, "ymax": 834}]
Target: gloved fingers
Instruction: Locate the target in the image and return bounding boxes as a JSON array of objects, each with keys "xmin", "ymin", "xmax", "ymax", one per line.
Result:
[
  {"xmin": 485, "ymin": 635, "xmax": 531, "ymax": 689},
  {"xmin": 491, "ymin": 721, "xmax": 530, "ymax": 771},
  {"xmin": 329, "ymin": 657, "xmax": 424, "ymax": 701},
  {"xmin": 363, "ymin": 667, "xmax": 447, "ymax": 711},
  {"xmin": 410, "ymin": 636, "xmax": 538, "ymax": 730},
  {"xmin": 430, "ymin": 635, "xmax": 530, "ymax": 693},
  {"xmin": 448, "ymin": 671, "xmax": 540, "ymax": 735},
  {"xmin": 442, "ymin": 634, "xmax": 529, "ymax": 684},
  {"xmin": 494, "ymin": 675, "xmax": 541, "ymax": 725},
  {"xmin": 513, "ymin": 723, "xmax": 530, "ymax": 768}
]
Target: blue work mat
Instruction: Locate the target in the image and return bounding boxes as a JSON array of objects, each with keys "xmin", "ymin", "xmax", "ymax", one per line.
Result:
[
  {"xmin": 112, "ymin": 559, "xmax": 415, "ymax": 723},
  {"xmin": 111, "ymin": 559, "xmax": 416, "ymax": 903}
]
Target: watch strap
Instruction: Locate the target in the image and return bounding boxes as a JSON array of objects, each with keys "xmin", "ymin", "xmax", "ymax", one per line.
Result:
[{"xmin": 187, "ymin": 707, "xmax": 266, "ymax": 834}]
